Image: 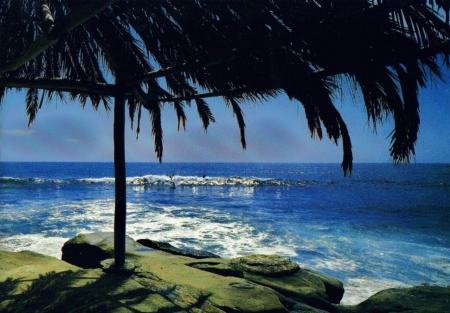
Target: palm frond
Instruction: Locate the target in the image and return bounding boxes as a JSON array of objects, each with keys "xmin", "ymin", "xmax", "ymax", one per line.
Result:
[
  {"xmin": 162, "ymin": 73, "xmax": 202, "ymax": 131},
  {"xmin": 127, "ymin": 97, "xmax": 138, "ymax": 132},
  {"xmin": 352, "ymin": 68, "xmax": 398, "ymax": 131},
  {"xmin": 280, "ymin": 54, "xmax": 354, "ymax": 173},
  {"xmin": 339, "ymin": 116, "xmax": 353, "ymax": 176},
  {"xmin": 390, "ymin": 63, "xmax": 421, "ymax": 163},
  {"xmin": 148, "ymin": 99, "xmax": 163, "ymax": 162},
  {"xmin": 302, "ymin": 101, "xmax": 323, "ymax": 140},
  {"xmin": 429, "ymin": 0, "xmax": 450, "ymax": 24},
  {"xmin": 225, "ymin": 97, "xmax": 246, "ymax": 150},
  {"xmin": 172, "ymin": 100, "xmax": 187, "ymax": 131},
  {"xmin": 2, "ymin": 0, "xmax": 450, "ymax": 175},
  {"xmin": 26, "ymin": 88, "xmax": 39, "ymax": 126},
  {"xmin": 136, "ymin": 102, "xmax": 142, "ymax": 139},
  {"xmin": 135, "ymin": 102, "xmax": 142, "ymax": 139},
  {"xmin": 0, "ymin": 86, "xmax": 6, "ymax": 105},
  {"xmin": 195, "ymin": 98, "xmax": 215, "ymax": 131}
]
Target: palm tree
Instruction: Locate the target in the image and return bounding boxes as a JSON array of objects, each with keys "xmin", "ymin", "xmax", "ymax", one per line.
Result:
[{"xmin": 1, "ymin": 0, "xmax": 450, "ymax": 269}]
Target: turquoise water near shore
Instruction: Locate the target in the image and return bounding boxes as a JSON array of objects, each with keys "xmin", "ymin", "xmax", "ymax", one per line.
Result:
[{"xmin": 1, "ymin": 162, "xmax": 449, "ymax": 304}]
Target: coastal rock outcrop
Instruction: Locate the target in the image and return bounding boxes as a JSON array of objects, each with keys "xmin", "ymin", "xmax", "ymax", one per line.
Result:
[
  {"xmin": 61, "ymin": 232, "xmax": 150, "ymax": 268},
  {"xmin": 3, "ymin": 232, "xmax": 448, "ymax": 312},
  {"xmin": 59, "ymin": 232, "xmax": 344, "ymax": 312},
  {"xmin": 189, "ymin": 255, "xmax": 344, "ymax": 312}
]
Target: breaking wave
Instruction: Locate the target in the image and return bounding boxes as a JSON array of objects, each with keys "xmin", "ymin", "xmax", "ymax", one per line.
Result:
[{"xmin": 1, "ymin": 174, "xmax": 319, "ymax": 188}]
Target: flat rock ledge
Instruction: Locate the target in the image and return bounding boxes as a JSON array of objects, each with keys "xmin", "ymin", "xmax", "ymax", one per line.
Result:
[
  {"xmin": 230, "ymin": 254, "xmax": 300, "ymax": 277},
  {"xmin": 0, "ymin": 232, "xmax": 448, "ymax": 313}
]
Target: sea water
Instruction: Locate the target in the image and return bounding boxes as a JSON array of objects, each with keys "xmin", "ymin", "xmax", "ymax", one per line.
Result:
[{"xmin": 0, "ymin": 162, "xmax": 449, "ymax": 305}]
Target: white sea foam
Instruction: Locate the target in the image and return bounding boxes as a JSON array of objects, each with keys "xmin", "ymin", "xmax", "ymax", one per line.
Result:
[
  {"xmin": 77, "ymin": 177, "xmax": 116, "ymax": 184},
  {"xmin": 341, "ymin": 277, "xmax": 410, "ymax": 305},
  {"xmin": 310, "ymin": 256, "xmax": 359, "ymax": 273},
  {"xmin": 1, "ymin": 173, "xmax": 308, "ymax": 188},
  {"xmin": 126, "ymin": 203, "xmax": 298, "ymax": 258},
  {"xmin": 126, "ymin": 174, "xmax": 299, "ymax": 188},
  {"xmin": 1, "ymin": 198, "xmax": 298, "ymax": 261},
  {"xmin": 0, "ymin": 234, "xmax": 70, "ymax": 259}
]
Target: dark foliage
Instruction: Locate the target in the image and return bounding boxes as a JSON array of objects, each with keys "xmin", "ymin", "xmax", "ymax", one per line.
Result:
[{"xmin": 2, "ymin": 1, "xmax": 450, "ymax": 173}]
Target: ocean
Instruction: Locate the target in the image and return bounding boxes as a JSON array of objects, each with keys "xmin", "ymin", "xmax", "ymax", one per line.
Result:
[{"xmin": 0, "ymin": 162, "xmax": 449, "ymax": 305}]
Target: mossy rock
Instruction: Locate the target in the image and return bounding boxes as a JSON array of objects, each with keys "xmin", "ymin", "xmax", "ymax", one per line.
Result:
[
  {"xmin": 0, "ymin": 251, "xmax": 185, "ymax": 313},
  {"xmin": 61, "ymin": 232, "xmax": 152, "ymax": 269},
  {"xmin": 230, "ymin": 254, "xmax": 300, "ymax": 277},
  {"xmin": 338, "ymin": 285, "xmax": 450, "ymax": 313},
  {"xmin": 187, "ymin": 257, "xmax": 344, "ymax": 312}
]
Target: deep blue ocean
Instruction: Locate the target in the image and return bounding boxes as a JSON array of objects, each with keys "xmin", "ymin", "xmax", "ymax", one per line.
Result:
[{"xmin": 0, "ymin": 162, "xmax": 449, "ymax": 304}]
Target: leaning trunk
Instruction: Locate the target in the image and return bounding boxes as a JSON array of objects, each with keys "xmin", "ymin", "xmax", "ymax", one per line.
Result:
[{"xmin": 113, "ymin": 81, "xmax": 126, "ymax": 268}]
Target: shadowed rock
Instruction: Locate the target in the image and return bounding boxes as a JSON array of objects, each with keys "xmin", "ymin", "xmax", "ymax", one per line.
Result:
[
  {"xmin": 137, "ymin": 238, "xmax": 220, "ymax": 259},
  {"xmin": 61, "ymin": 232, "xmax": 152, "ymax": 268},
  {"xmin": 61, "ymin": 237, "xmax": 111, "ymax": 269}
]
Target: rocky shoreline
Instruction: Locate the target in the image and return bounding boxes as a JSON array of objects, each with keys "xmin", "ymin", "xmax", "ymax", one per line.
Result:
[{"xmin": 1, "ymin": 232, "xmax": 449, "ymax": 312}]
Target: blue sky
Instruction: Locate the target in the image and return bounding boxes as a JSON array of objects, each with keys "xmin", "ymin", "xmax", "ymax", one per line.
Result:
[{"xmin": 1, "ymin": 78, "xmax": 450, "ymax": 164}]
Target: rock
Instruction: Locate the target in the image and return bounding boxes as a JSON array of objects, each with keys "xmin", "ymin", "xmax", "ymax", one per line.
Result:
[
  {"xmin": 61, "ymin": 232, "xmax": 153, "ymax": 269},
  {"xmin": 189, "ymin": 260, "xmax": 244, "ymax": 277},
  {"xmin": 100, "ymin": 258, "xmax": 136, "ymax": 275},
  {"xmin": 338, "ymin": 285, "xmax": 450, "ymax": 313},
  {"xmin": 61, "ymin": 235, "xmax": 112, "ymax": 269},
  {"xmin": 0, "ymin": 250, "xmax": 79, "ymax": 282},
  {"xmin": 188, "ymin": 256, "xmax": 344, "ymax": 312},
  {"xmin": 292, "ymin": 302, "xmax": 330, "ymax": 313},
  {"xmin": 4, "ymin": 235, "xmax": 448, "ymax": 313},
  {"xmin": 230, "ymin": 254, "xmax": 300, "ymax": 277},
  {"xmin": 137, "ymin": 238, "xmax": 221, "ymax": 259},
  {"xmin": 0, "ymin": 251, "xmax": 184, "ymax": 312},
  {"xmin": 246, "ymin": 270, "xmax": 341, "ymax": 312},
  {"xmin": 58, "ymin": 233, "xmax": 291, "ymax": 312},
  {"xmin": 303, "ymin": 269, "xmax": 345, "ymax": 304}
]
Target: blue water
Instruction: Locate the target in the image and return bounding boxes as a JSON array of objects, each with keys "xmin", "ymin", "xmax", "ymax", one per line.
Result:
[{"xmin": 1, "ymin": 162, "xmax": 449, "ymax": 304}]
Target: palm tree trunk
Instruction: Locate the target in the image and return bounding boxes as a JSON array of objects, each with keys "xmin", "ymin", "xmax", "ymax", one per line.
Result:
[{"xmin": 114, "ymin": 80, "xmax": 126, "ymax": 268}]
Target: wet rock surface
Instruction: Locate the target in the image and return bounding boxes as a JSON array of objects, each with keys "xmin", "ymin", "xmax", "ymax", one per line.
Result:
[{"xmin": 137, "ymin": 238, "xmax": 220, "ymax": 259}]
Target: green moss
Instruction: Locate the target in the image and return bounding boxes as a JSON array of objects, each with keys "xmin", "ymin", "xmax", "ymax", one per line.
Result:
[
  {"xmin": 65, "ymin": 234, "xmax": 88, "ymax": 245},
  {"xmin": 342, "ymin": 286, "xmax": 450, "ymax": 313}
]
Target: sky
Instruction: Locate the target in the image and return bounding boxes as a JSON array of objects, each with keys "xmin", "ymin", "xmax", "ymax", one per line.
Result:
[{"xmin": 1, "ymin": 78, "xmax": 450, "ymax": 164}]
